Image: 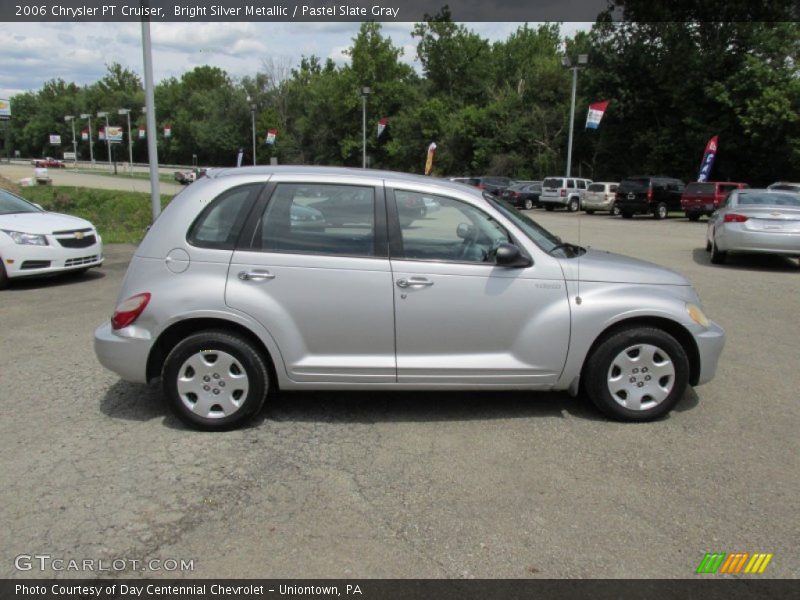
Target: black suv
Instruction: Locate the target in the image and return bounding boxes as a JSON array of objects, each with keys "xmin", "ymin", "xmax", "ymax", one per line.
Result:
[
  {"xmin": 467, "ymin": 176, "xmax": 515, "ymax": 196},
  {"xmin": 615, "ymin": 176, "xmax": 685, "ymax": 219}
]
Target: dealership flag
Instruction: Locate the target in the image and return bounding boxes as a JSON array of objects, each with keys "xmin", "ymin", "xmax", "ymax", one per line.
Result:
[
  {"xmin": 585, "ymin": 100, "xmax": 609, "ymax": 129},
  {"xmin": 265, "ymin": 128, "xmax": 277, "ymax": 145},
  {"xmin": 138, "ymin": 127, "xmax": 145, "ymax": 139},
  {"xmin": 236, "ymin": 148, "xmax": 244, "ymax": 168},
  {"xmin": 424, "ymin": 142, "xmax": 437, "ymax": 175},
  {"xmin": 697, "ymin": 135, "xmax": 719, "ymax": 182},
  {"xmin": 377, "ymin": 117, "xmax": 388, "ymax": 138},
  {"xmin": 81, "ymin": 128, "xmax": 89, "ymax": 141},
  {"xmin": 164, "ymin": 124, "xmax": 172, "ymax": 138}
]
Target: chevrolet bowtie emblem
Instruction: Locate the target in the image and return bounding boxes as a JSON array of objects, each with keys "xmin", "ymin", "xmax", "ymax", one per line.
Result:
[{"xmin": 75, "ymin": 231, "xmax": 84, "ymax": 239}]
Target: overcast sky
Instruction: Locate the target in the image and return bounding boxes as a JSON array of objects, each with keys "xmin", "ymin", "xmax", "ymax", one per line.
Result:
[{"xmin": 1, "ymin": 21, "xmax": 589, "ymax": 99}]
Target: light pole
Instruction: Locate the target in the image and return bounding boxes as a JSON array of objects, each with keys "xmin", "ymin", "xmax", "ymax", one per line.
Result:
[
  {"xmin": 118, "ymin": 108, "xmax": 133, "ymax": 171},
  {"xmin": 360, "ymin": 86, "xmax": 371, "ymax": 169},
  {"xmin": 562, "ymin": 54, "xmax": 588, "ymax": 178},
  {"xmin": 97, "ymin": 111, "xmax": 112, "ymax": 171},
  {"xmin": 64, "ymin": 115, "xmax": 77, "ymax": 163},
  {"xmin": 246, "ymin": 95, "xmax": 256, "ymax": 166},
  {"xmin": 80, "ymin": 113, "xmax": 94, "ymax": 164}
]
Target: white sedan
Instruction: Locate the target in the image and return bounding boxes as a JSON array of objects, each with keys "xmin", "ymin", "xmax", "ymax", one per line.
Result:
[
  {"xmin": 0, "ymin": 188, "xmax": 103, "ymax": 289},
  {"xmin": 706, "ymin": 188, "xmax": 800, "ymax": 265}
]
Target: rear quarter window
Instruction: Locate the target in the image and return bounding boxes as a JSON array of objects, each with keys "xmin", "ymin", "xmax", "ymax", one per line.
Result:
[{"xmin": 187, "ymin": 184, "xmax": 262, "ymax": 250}]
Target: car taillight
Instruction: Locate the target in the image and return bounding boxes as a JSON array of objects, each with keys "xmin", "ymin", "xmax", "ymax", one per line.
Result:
[
  {"xmin": 477, "ymin": 183, "xmax": 485, "ymax": 190},
  {"xmin": 723, "ymin": 213, "xmax": 749, "ymax": 223},
  {"xmin": 647, "ymin": 189, "xmax": 653, "ymax": 202},
  {"xmin": 511, "ymin": 191, "xmax": 520, "ymax": 197},
  {"xmin": 560, "ymin": 189, "xmax": 566, "ymax": 197},
  {"xmin": 111, "ymin": 292, "xmax": 151, "ymax": 330}
]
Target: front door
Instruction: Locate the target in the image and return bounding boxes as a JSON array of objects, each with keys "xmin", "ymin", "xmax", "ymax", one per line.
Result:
[
  {"xmin": 226, "ymin": 181, "xmax": 396, "ymax": 383},
  {"xmin": 388, "ymin": 188, "xmax": 570, "ymax": 385}
]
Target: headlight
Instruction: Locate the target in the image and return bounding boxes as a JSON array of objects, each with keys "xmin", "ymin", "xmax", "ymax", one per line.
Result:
[
  {"xmin": 686, "ymin": 303, "xmax": 709, "ymax": 327},
  {"xmin": 2, "ymin": 230, "xmax": 49, "ymax": 246}
]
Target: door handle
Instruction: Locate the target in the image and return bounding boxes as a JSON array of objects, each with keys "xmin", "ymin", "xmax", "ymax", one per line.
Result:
[
  {"xmin": 238, "ymin": 269, "xmax": 276, "ymax": 282},
  {"xmin": 396, "ymin": 277, "xmax": 434, "ymax": 288}
]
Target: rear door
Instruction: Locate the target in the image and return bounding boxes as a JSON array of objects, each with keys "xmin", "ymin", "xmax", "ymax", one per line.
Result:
[
  {"xmin": 225, "ymin": 177, "xmax": 396, "ymax": 383},
  {"xmin": 387, "ymin": 186, "xmax": 570, "ymax": 385}
]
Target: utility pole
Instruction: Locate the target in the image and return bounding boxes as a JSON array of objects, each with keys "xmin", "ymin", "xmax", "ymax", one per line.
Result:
[
  {"xmin": 141, "ymin": 14, "xmax": 161, "ymax": 220},
  {"xmin": 80, "ymin": 114, "xmax": 94, "ymax": 163}
]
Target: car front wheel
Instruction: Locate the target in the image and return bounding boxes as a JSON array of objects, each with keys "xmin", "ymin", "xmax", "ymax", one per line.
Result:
[
  {"xmin": 584, "ymin": 327, "xmax": 689, "ymax": 421},
  {"xmin": 524, "ymin": 199, "xmax": 533, "ymax": 210},
  {"xmin": 654, "ymin": 202, "xmax": 668, "ymax": 220},
  {"xmin": 0, "ymin": 260, "xmax": 8, "ymax": 290},
  {"xmin": 568, "ymin": 198, "xmax": 580, "ymax": 212},
  {"xmin": 710, "ymin": 238, "xmax": 727, "ymax": 265},
  {"xmin": 162, "ymin": 330, "xmax": 269, "ymax": 430}
]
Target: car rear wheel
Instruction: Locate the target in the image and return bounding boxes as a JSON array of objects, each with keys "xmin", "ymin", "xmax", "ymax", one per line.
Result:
[
  {"xmin": 545, "ymin": 205, "xmax": 555, "ymax": 211},
  {"xmin": 0, "ymin": 260, "xmax": 8, "ymax": 290},
  {"xmin": 585, "ymin": 209, "xmax": 595, "ymax": 215},
  {"xmin": 621, "ymin": 211, "xmax": 633, "ymax": 219},
  {"xmin": 524, "ymin": 199, "xmax": 533, "ymax": 210},
  {"xmin": 687, "ymin": 212, "xmax": 701, "ymax": 222},
  {"xmin": 611, "ymin": 204, "xmax": 621, "ymax": 216},
  {"xmin": 654, "ymin": 202, "xmax": 668, "ymax": 220},
  {"xmin": 584, "ymin": 327, "xmax": 689, "ymax": 421},
  {"xmin": 568, "ymin": 198, "xmax": 580, "ymax": 212},
  {"xmin": 162, "ymin": 330, "xmax": 269, "ymax": 430},
  {"xmin": 710, "ymin": 238, "xmax": 727, "ymax": 265}
]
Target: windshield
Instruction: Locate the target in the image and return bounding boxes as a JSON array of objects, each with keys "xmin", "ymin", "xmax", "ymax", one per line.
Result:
[
  {"xmin": 542, "ymin": 178, "xmax": 563, "ymax": 188},
  {"xmin": 486, "ymin": 195, "xmax": 561, "ymax": 252},
  {"xmin": 619, "ymin": 178, "xmax": 650, "ymax": 192},
  {"xmin": 0, "ymin": 189, "xmax": 42, "ymax": 215},
  {"xmin": 738, "ymin": 192, "xmax": 800, "ymax": 207},
  {"xmin": 768, "ymin": 183, "xmax": 800, "ymax": 192}
]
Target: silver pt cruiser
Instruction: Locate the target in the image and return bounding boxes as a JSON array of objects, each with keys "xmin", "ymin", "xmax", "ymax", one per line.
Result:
[{"xmin": 95, "ymin": 167, "xmax": 725, "ymax": 430}]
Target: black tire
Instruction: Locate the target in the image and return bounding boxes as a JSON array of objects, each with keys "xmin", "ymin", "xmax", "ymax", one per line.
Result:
[
  {"xmin": 654, "ymin": 202, "xmax": 668, "ymax": 220},
  {"xmin": 544, "ymin": 205, "xmax": 555, "ymax": 212},
  {"xmin": 621, "ymin": 211, "xmax": 633, "ymax": 219},
  {"xmin": 524, "ymin": 199, "xmax": 533, "ymax": 210},
  {"xmin": 710, "ymin": 238, "xmax": 727, "ymax": 265},
  {"xmin": 583, "ymin": 327, "xmax": 689, "ymax": 422},
  {"xmin": 585, "ymin": 209, "xmax": 595, "ymax": 215},
  {"xmin": 0, "ymin": 260, "xmax": 8, "ymax": 290},
  {"xmin": 687, "ymin": 212, "xmax": 701, "ymax": 222},
  {"xmin": 705, "ymin": 238, "xmax": 712, "ymax": 252},
  {"xmin": 568, "ymin": 197, "xmax": 580, "ymax": 212},
  {"xmin": 162, "ymin": 330, "xmax": 269, "ymax": 430}
]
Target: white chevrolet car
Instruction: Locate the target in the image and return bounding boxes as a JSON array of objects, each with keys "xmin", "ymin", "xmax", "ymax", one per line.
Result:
[{"xmin": 0, "ymin": 188, "xmax": 103, "ymax": 289}]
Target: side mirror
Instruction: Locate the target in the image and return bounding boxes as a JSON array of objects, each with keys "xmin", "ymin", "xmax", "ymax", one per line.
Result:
[
  {"xmin": 33, "ymin": 203, "xmax": 44, "ymax": 210},
  {"xmin": 494, "ymin": 243, "xmax": 532, "ymax": 268},
  {"xmin": 456, "ymin": 223, "xmax": 475, "ymax": 239}
]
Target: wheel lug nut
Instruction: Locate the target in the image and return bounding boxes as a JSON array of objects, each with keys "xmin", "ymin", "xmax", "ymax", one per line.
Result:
[
  {"xmin": 642, "ymin": 367, "xmax": 648, "ymax": 373},
  {"xmin": 637, "ymin": 382, "xmax": 644, "ymax": 387},
  {"xmin": 213, "ymin": 388, "xmax": 220, "ymax": 395},
  {"xmin": 219, "ymin": 381, "xmax": 225, "ymax": 387},
  {"xmin": 632, "ymin": 368, "xmax": 639, "ymax": 374},
  {"xmin": 203, "ymin": 385, "xmax": 210, "ymax": 391},
  {"xmin": 203, "ymin": 375, "xmax": 210, "ymax": 382},
  {"xmin": 629, "ymin": 377, "xmax": 636, "ymax": 383},
  {"xmin": 645, "ymin": 375, "xmax": 651, "ymax": 381},
  {"xmin": 213, "ymin": 373, "xmax": 220, "ymax": 379}
]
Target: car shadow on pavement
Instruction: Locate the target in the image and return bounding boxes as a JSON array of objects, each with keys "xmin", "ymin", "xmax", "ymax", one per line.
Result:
[
  {"xmin": 692, "ymin": 247, "xmax": 800, "ymax": 272},
  {"xmin": 100, "ymin": 380, "xmax": 701, "ymax": 429},
  {"xmin": 4, "ymin": 269, "xmax": 105, "ymax": 291}
]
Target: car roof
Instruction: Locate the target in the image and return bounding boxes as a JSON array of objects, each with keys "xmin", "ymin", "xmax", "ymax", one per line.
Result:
[{"xmin": 206, "ymin": 165, "xmax": 482, "ymax": 193}]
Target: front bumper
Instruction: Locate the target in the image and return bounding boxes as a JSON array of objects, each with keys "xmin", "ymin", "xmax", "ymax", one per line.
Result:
[
  {"xmin": 693, "ymin": 320, "xmax": 726, "ymax": 386},
  {"xmin": 94, "ymin": 321, "xmax": 152, "ymax": 384},
  {"xmin": 4, "ymin": 239, "xmax": 103, "ymax": 278}
]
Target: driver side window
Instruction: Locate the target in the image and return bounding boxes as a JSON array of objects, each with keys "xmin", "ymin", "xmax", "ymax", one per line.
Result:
[{"xmin": 392, "ymin": 190, "xmax": 510, "ymax": 263}]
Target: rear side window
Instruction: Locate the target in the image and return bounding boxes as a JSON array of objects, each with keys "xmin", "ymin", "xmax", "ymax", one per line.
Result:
[
  {"xmin": 567, "ymin": 179, "xmax": 576, "ymax": 188},
  {"xmin": 543, "ymin": 178, "xmax": 563, "ymax": 188},
  {"xmin": 256, "ymin": 183, "xmax": 376, "ymax": 258},
  {"xmin": 187, "ymin": 184, "xmax": 262, "ymax": 249},
  {"xmin": 577, "ymin": 180, "xmax": 586, "ymax": 190}
]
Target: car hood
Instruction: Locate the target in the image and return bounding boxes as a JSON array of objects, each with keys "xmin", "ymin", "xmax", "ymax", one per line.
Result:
[
  {"xmin": 560, "ymin": 248, "xmax": 689, "ymax": 286},
  {"xmin": 0, "ymin": 212, "xmax": 94, "ymax": 235}
]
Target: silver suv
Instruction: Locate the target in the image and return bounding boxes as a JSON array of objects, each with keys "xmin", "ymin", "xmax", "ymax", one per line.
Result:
[
  {"xmin": 94, "ymin": 167, "xmax": 724, "ymax": 430},
  {"xmin": 539, "ymin": 176, "xmax": 592, "ymax": 212}
]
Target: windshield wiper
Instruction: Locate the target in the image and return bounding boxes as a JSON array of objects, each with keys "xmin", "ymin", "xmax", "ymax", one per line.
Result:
[{"xmin": 549, "ymin": 242, "xmax": 584, "ymax": 257}]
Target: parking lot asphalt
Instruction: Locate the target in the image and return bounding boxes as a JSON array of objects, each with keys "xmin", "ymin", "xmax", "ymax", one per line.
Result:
[{"xmin": 1, "ymin": 210, "xmax": 798, "ymax": 579}]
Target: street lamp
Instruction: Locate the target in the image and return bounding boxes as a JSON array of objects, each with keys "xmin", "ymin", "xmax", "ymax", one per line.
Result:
[
  {"xmin": 64, "ymin": 115, "xmax": 77, "ymax": 163},
  {"xmin": 97, "ymin": 111, "xmax": 112, "ymax": 171},
  {"xmin": 80, "ymin": 113, "xmax": 94, "ymax": 164},
  {"xmin": 360, "ymin": 86, "xmax": 371, "ymax": 169},
  {"xmin": 246, "ymin": 95, "xmax": 256, "ymax": 166},
  {"xmin": 118, "ymin": 108, "xmax": 133, "ymax": 170},
  {"xmin": 562, "ymin": 53, "xmax": 588, "ymax": 178}
]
